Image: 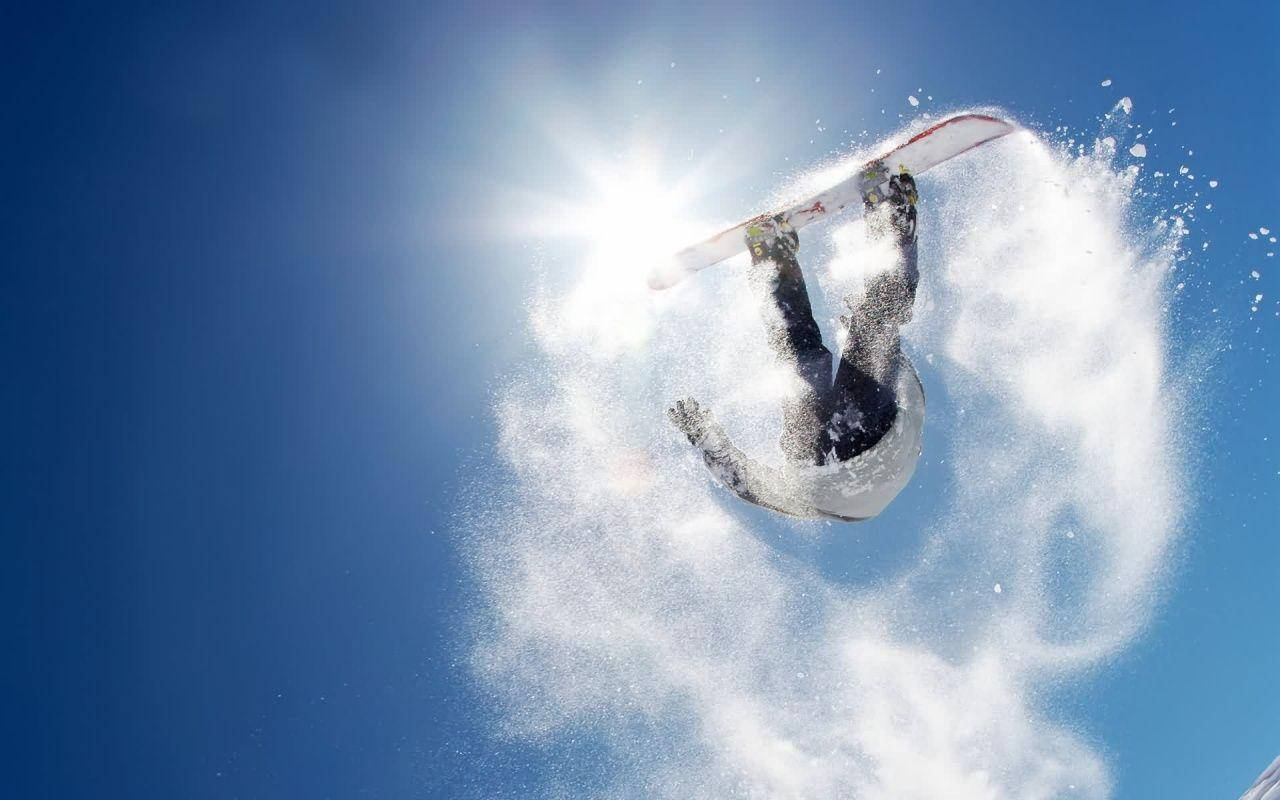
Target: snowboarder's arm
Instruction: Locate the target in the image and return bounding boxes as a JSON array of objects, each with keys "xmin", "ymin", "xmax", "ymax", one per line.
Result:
[
  {"xmin": 698, "ymin": 438, "xmax": 815, "ymax": 518},
  {"xmin": 667, "ymin": 399, "xmax": 815, "ymax": 517}
]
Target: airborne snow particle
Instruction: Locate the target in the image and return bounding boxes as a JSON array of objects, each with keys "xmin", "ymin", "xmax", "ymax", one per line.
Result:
[
  {"xmin": 1129, "ymin": 143, "xmax": 1147, "ymax": 158},
  {"xmin": 1251, "ymin": 270, "xmax": 1261, "ymax": 279},
  {"xmin": 468, "ymin": 133, "xmax": 1192, "ymax": 800},
  {"xmin": 1119, "ymin": 96, "xmax": 1133, "ymax": 114},
  {"xmin": 1209, "ymin": 180, "xmax": 1219, "ymax": 188},
  {"xmin": 875, "ymin": 68, "xmax": 881, "ymax": 74},
  {"xmin": 908, "ymin": 95, "xmax": 920, "ymax": 106},
  {"xmin": 1250, "ymin": 233, "xmax": 1259, "ymax": 240},
  {"xmin": 1261, "ymin": 227, "xmax": 1271, "ymax": 235},
  {"xmin": 994, "ymin": 583, "xmax": 1003, "ymax": 594},
  {"xmin": 755, "ymin": 76, "xmax": 760, "ymax": 82},
  {"xmin": 1179, "ymin": 166, "xmax": 1189, "ymax": 175},
  {"xmin": 1101, "ymin": 78, "xmax": 1112, "ymax": 86}
]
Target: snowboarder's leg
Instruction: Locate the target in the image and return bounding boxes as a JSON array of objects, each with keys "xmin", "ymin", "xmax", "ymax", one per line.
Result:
[
  {"xmin": 745, "ymin": 216, "xmax": 833, "ymax": 464},
  {"xmin": 830, "ymin": 171, "xmax": 919, "ymax": 460}
]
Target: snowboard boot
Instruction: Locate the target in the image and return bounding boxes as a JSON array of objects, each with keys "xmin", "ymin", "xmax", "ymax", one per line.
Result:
[
  {"xmin": 744, "ymin": 213, "xmax": 799, "ymax": 266},
  {"xmin": 859, "ymin": 163, "xmax": 917, "ymax": 244},
  {"xmin": 853, "ymin": 166, "xmax": 919, "ymax": 327}
]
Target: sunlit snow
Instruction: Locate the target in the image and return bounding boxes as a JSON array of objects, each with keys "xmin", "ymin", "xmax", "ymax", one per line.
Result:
[{"xmin": 467, "ymin": 114, "xmax": 1188, "ymax": 799}]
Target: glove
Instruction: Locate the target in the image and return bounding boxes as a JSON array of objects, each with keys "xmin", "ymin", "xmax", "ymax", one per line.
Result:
[{"xmin": 667, "ymin": 397, "xmax": 719, "ymax": 448}]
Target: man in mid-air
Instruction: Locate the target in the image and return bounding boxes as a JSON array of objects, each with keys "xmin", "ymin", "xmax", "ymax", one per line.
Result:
[{"xmin": 668, "ymin": 167, "xmax": 925, "ymax": 522}]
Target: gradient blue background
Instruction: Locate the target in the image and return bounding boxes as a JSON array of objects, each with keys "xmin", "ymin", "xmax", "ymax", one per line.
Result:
[{"xmin": 4, "ymin": 2, "xmax": 1276, "ymax": 797}]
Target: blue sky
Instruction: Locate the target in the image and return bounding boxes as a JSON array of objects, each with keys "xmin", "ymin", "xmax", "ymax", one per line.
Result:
[{"xmin": 4, "ymin": 1, "xmax": 1276, "ymax": 798}]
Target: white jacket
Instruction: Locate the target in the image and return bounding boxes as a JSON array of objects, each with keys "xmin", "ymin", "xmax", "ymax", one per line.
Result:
[{"xmin": 696, "ymin": 357, "xmax": 925, "ymax": 521}]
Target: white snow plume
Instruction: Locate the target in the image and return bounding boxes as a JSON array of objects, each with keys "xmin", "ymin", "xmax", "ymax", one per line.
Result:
[{"xmin": 464, "ymin": 120, "xmax": 1187, "ymax": 798}]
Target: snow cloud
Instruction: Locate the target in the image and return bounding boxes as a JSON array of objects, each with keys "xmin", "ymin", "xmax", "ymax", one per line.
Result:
[{"xmin": 464, "ymin": 117, "xmax": 1187, "ymax": 798}]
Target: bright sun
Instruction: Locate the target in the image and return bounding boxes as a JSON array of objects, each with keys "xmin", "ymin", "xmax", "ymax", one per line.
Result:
[
  {"xmin": 524, "ymin": 146, "xmax": 718, "ymax": 293},
  {"xmin": 509, "ymin": 145, "xmax": 724, "ymax": 353}
]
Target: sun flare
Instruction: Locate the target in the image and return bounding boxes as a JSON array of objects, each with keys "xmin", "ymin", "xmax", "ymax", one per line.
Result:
[{"xmin": 517, "ymin": 138, "xmax": 722, "ymax": 295}]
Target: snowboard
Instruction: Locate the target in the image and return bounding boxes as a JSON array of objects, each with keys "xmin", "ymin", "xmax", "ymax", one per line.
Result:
[{"xmin": 648, "ymin": 113, "xmax": 1017, "ymax": 290}]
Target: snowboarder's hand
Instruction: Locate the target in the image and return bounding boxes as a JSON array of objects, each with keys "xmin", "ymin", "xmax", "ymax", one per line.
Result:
[{"xmin": 667, "ymin": 397, "xmax": 715, "ymax": 447}]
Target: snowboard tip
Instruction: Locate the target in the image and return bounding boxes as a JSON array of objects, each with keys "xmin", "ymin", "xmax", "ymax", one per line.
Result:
[{"xmin": 647, "ymin": 261, "xmax": 683, "ymax": 290}]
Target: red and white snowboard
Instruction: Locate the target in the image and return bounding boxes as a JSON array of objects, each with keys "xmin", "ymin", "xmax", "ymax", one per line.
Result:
[{"xmin": 648, "ymin": 113, "xmax": 1017, "ymax": 290}]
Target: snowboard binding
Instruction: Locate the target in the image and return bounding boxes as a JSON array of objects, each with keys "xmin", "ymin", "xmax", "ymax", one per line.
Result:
[
  {"xmin": 744, "ymin": 213, "xmax": 799, "ymax": 265},
  {"xmin": 860, "ymin": 162, "xmax": 917, "ymax": 243}
]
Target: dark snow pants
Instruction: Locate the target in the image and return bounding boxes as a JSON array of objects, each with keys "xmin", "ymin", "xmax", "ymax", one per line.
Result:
[{"xmin": 749, "ymin": 234, "xmax": 918, "ymax": 465}]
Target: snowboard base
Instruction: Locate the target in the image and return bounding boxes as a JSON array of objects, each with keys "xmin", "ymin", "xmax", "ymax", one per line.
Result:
[{"xmin": 648, "ymin": 114, "xmax": 1017, "ymax": 290}]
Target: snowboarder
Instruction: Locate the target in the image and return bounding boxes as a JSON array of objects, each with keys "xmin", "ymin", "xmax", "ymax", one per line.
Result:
[{"xmin": 668, "ymin": 166, "xmax": 925, "ymax": 521}]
